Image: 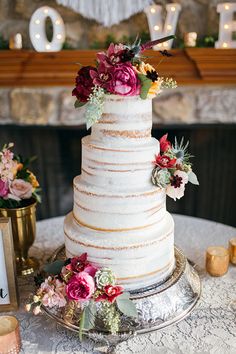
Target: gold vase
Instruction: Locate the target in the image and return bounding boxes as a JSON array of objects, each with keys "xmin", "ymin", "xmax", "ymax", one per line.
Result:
[{"xmin": 0, "ymin": 200, "xmax": 39, "ymax": 276}]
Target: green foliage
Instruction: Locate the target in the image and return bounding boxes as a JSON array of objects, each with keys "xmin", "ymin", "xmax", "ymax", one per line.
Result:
[
  {"xmin": 0, "ymin": 35, "xmax": 9, "ymax": 50},
  {"xmin": 137, "ymin": 74, "xmax": 152, "ymax": 100},
  {"xmin": 79, "ymin": 301, "xmax": 97, "ymax": 340},
  {"xmin": 44, "ymin": 260, "xmax": 65, "ymax": 275},
  {"xmin": 116, "ymin": 292, "xmax": 138, "ymax": 318},
  {"xmin": 188, "ymin": 171, "xmax": 199, "ymax": 185},
  {"xmin": 74, "ymin": 99, "xmax": 86, "ymax": 108}
]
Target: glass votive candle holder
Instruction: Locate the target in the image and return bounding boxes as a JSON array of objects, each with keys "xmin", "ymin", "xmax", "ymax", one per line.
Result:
[
  {"xmin": 206, "ymin": 246, "xmax": 229, "ymax": 276},
  {"xmin": 0, "ymin": 316, "xmax": 21, "ymax": 354},
  {"xmin": 184, "ymin": 32, "xmax": 197, "ymax": 47},
  {"xmin": 229, "ymin": 238, "xmax": 236, "ymax": 265}
]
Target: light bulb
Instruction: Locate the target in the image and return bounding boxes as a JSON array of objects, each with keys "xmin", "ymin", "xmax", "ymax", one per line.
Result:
[
  {"xmin": 154, "ymin": 25, "xmax": 160, "ymax": 31},
  {"xmin": 157, "ymin": 43, "xmax": 162, "ymax": 47},
  {"xmin": 224, "ymin": 24, "xmax": 229, "ymax": 29},
  {"xmin": 223, "ymin": 42, "xmax": 228, "ymax": 48},
  {"xmin": 56, "ymin": 34, "xmax": 62, "ymax": 40},
  {"xmin": 225, "ymin": 5, "xmax": 229, "ymax": 10},
  {"xmin": 163, "ymin": 42, "xmax": 168, "ymax": 47},
  {"xmin": 46, "ymin": 44, "xmax": 51, "ymax": 50},
  {"xmin": 55, "ymin": 19, "xmax": 61, "ymax": 25},
  {"xmin": 167, "ymin": 25, "xmax": 172, "ymax": 30},
  {"xmin": 35, "ymin": 34, "xmax": 40, "ymax": 39},
  {"xmin": 150, "ymin": 7, "xmax": 156, "ymax": 13},
  {"xmin": 171, "ymin": 6, "xmax": 176, "ymax": 12},
  {"xmin": 35, "ymin": 19, "xmax": 40, "ymax": 24},
  {"xmin": 44, "ymin": 8, "xmax": 49, "ymax": 14}
]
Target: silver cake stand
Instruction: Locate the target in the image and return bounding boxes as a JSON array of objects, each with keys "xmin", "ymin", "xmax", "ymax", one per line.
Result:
[{"xmin": 42, "ymin": 245, "xmax": 201, "ymax": 353}]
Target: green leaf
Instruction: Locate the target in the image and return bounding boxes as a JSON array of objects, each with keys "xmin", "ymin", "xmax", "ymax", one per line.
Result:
[
  {"xmin": 44, "ymin": 260, "xmax": 65, "ymax": 275},
  {"xmin": 188, "ymin": 171, "xmax": 199, "ymax": 185},
  {"xmin": 137, "ymin": 74, "xmax": 152, "ymax": 100},
  {"xmin": 116, "ymin": 293, "xmax": 138, "ymax": 318},
  {"xmin": 79, "ymin": 308, "xmax": 85, "ymax": 341},
  {"xmin": 74, "ymin": 99, "xmax": 86, "ymax": 108},
  {"xmin": 83, "ymin": 301, "xmax": 96, "ymax": 330},
  {"xmin": 79, "ymin": 301, "xmax": 97, "ymax": 341}
]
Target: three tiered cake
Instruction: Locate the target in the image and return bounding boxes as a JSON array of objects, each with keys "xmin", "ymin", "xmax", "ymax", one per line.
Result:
[{"xmin": 64, "ymin": 94, "xmax": 175, "ymax": 291}]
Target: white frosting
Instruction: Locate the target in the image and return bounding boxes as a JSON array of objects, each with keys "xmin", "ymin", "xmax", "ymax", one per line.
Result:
[
  {"xmin": 64, "ymin": 94, "xmax": 176, "ymax": 290},
  {"xmin": 64, "ymin": 212, "xmax": 175, "ymax": 290}
]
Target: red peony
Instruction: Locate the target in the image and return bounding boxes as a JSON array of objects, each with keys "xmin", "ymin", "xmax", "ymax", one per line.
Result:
[
  {"xmin": 95, "ymin": 285, "xmax": 123, "ymax": 303},
  {"xmin": 155, "ymin": 154, "xmax": 176, "ymax": 169},
  {"xmin": 107, "ymin": 63, "xmax": 140, "ymax": 96},
  {"xmin": 72, "ymin": 66, "xmax": 97, "ymax": 102},
  {"xmin": 66, "ymin": 272, "xmax": 95, "ymax": 301},
  {"xmin": 159, "ymin": 134, "xmax": 172, "ymax": 153}
]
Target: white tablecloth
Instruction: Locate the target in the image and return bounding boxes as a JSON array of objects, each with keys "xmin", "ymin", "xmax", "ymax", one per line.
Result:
[{"xmin": 13, "ymin": 215, "xmax": 236, "ymax": 353}]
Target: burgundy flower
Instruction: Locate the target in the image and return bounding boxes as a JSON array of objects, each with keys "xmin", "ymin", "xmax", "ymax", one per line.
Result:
[
  {"xmin": 66, "ymin": 272, "xmax": 95, "ymax": 301},
  {"xmin": 107, "ymin": 63, "xmax": 140, "ymax": 96},
  {"xmin": 159, "ymin": 134, "xmax": 172, "ymax": 153},
  {"xmin": 72, "ymin": 66, "xmax": 97, "ymax": 103},
  {"xmin": 171, "ymin": 174, "xmax": 184, "ymax": 188},
  {"xmin": 70, "ymin": 253, "xmax": 97, "ymax": 277},
  {"xmin": 0, "ymin": 179, "xmax": 8, "ymax": 197},
  {"xmin": 97, "ymin": 43, "xmax": 126, "ymax": 67},
  {"xmin": 90, "ymin": 62, "xmax": 113, "ymax": 89},
  {"xmin": 154, "ymin": 154, "xmax": 176, "ymax": 169},
  {"xmin": 95, "ymin": 285, "xmax": 123, "ymax": 303}
]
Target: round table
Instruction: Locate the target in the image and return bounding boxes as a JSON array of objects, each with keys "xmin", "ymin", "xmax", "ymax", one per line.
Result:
[{"xmin": 15, "ymin": 215, "xmax": 236, "ymax": 353}]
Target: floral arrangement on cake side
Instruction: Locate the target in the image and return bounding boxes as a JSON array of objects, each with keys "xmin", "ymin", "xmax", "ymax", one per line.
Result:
[
  {"xmin": 26, "ymin": 253, "xmax": 137, "ymax": 338},
  {"xmin": 72, "ymin": 36, "xmax": 177, "ymax": 128},
  {"xmin": 0, "ymin": 143, "xmax": 41, "ymax": 208},
  {"xmin": 152, "ymin": 134, "xmax": 199, "ymax": 200}
]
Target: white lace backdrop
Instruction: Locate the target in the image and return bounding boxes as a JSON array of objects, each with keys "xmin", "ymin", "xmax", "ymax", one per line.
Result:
[{"xmin": 56, "ymin": 0, "xmax": 153, "ymax": 26}]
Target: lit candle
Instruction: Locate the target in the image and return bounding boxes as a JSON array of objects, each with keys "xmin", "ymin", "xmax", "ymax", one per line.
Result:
[
  {"xmin": 9, "ymin": 33, "xmax": 23, "ymax": 50},
  {"xmin": 206, "ymin": 246, "xmax": 229, "ymax": 276},
  {"xmin": 184, "ymin": 32, "xmax": 198, "ymax": 47},
  {"xmin": 229, "ymin": 238, "xmax": 236, "ymax": 264},
  {"xmin": 0, "ymin": 316, "xmax": 21, "ymax": 354}
]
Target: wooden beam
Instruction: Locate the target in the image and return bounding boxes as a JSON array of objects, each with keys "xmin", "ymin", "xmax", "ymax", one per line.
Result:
[{"xmin": 0, "ymin": 49, "xmax": 236, "ymax": 86}]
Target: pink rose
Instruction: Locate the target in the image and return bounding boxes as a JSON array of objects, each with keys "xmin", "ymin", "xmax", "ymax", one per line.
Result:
[
  {"xmin": 0, "ymin": 179, "xmax": 8, "ymax": 197},
  {"xmin": 107, "ymin": 63, "xmax": 140, "ymax": 96},
  {"xmin": 9, "ymin": 179, "xmax": 33, "ymax": 199},
  {"xmin": 66, "ymin": 272, "xmax": 95, "ymax": 301}
]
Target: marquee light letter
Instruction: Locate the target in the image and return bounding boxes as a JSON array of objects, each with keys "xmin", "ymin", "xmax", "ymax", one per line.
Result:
[
  {"xmin": 29, "ymin": 6, "xmax": 65, "ymax": 52},
  {"xmin": 215, "ymin": 3, "xmax": 236, "ymax": 48},
  {"xmin": 145, "ymin": 4, "xmax": 181, "ymax": 50}
]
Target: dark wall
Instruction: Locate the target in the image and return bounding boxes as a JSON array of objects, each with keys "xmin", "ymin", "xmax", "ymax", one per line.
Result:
[{"xmin": 1, "ymin": 124, "xmax": 236, "ymax": 227}]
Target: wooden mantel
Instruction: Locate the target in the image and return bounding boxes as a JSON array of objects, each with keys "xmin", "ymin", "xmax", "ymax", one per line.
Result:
[{"xmin": 0, "ymin": 48, "xmax": 236, "ymax": 86}]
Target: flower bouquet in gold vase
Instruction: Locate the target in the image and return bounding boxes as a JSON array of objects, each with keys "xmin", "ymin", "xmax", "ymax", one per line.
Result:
[{"xmin": 0, "ymin": 143, "xmax": 41, "ymax": 276}]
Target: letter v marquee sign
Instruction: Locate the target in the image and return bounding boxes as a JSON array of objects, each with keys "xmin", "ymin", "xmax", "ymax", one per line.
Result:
[{"xmin": 145, "ymin": 3, "xmax": 181, "ymax": 50}]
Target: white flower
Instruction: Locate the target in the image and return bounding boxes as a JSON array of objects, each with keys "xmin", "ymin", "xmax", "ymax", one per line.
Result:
[{"xmin": 166, "ymin": 170, "xmax": 188, "ymax": 201}]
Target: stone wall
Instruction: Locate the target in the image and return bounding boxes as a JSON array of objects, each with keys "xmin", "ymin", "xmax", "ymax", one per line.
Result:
[
  {"xmin": 1, "ymin": 86, "xmax": 236, "ymax": 126},
  {"xmin": 1, "ymin": 0, "xmax": 236, "ymax": 49}
]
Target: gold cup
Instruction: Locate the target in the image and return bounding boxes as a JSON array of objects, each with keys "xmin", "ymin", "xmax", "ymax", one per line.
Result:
[
  {"xmin": 0, "ymin": 316, "xmax": 21, "ymax": 354},
  {"xmin": 229, "ymin": 238, "xmax": 236, "ymax": 265},
  {"xmin": 0, "ymin": 199, "xmax": 39, "ymax": 276},
  {"xmin": 206, "ymin": 246, "xmax": 229, "ymax": 276}
]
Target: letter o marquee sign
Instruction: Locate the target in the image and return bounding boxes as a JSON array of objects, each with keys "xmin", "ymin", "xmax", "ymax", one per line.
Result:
[{"xmin": 29, "ymin": 6, "xmax": 65, "ymax": 52}]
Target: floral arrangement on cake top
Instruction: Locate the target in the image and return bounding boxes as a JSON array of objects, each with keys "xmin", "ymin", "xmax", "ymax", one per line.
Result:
[
  {"xmin": 152, "ymin": 134, "xmax": 199, "ymax": 200},
  {"xmin": 0, "ymin": 143, "xmax": 41, "ymax": 208},
  {"xmin": 72, "ymin": 36, "xmax": 177, "ymax": 128},
  {"xmin": 26, "ymin": 253, "xmax": 137, "ymax": 338}
]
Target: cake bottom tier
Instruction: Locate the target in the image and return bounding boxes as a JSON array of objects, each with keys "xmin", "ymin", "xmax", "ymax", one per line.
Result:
[{"xmin": 64, "ymin": 212, "xmax": 175, "ymax": 291}]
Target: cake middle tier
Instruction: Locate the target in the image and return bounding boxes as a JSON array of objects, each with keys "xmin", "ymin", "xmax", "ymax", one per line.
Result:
[
  {"xmin": 81, "ymin": 135, "xmax": 159, "ymax": 190},
  {"xmin": 73, "ymin": 176, "xmax": 166, "ymax": 230}
]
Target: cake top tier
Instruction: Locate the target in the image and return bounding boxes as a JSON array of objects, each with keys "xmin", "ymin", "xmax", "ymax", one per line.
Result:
[
  {"xmin": 72, "ymin": 38, "xmax": 177, "ymax": 130},
  {"xmin": 91, "ymin": 94, "xmax": 153, "ymax": 144}
]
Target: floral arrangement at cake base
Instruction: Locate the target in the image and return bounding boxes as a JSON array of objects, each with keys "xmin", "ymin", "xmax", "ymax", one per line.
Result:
[
  {"xmin": 0, "ymin": 143, "xmax": 41, "ymax": 275},
  {"xmin": 26, "ymin": 253, "xmax": 138, "ymax": 338},
  {"xmin": 152, "ymin": 134, "xmax": 199, "ymax": 200}
]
